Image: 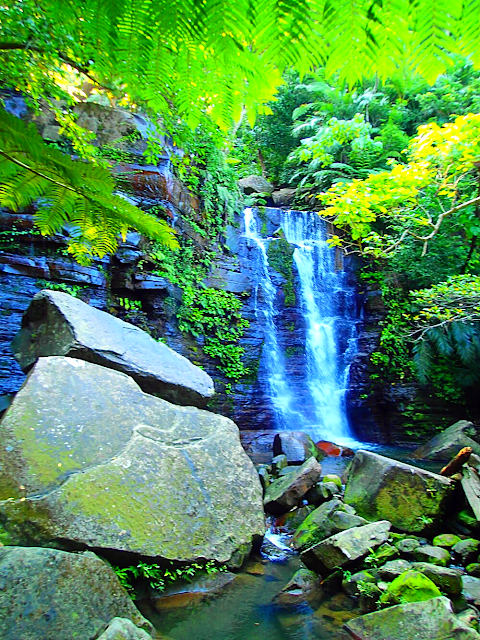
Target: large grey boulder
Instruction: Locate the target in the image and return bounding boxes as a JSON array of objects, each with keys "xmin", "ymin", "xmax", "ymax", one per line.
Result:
[
  {"xmin": 11, "ymin": 290, "xmax": 214, "ymax": 408},
  {"xmin": 413, "ymin": 420, "xmax": 480, "ymax": 460},
  {"xmin": 238, "ymin": 174, "xmax": 273, "ymax": 194},
  {"xmin": 301, "ymin": 520, "xmax": 391, "ymax": 575},
  {"xmin": 0, "ymin": 546, "xmax": 152, "ymax": 640},
  {"xmin": 344, "ymin": 596, "xmax": 480, "ymax": 639},
  {"xmin": 344, "ymin": 450, "xmax": 452, "ymax": 533},
  {"xmin": 263, "ymin": 456, "xmax": 322, "ymax": 514},
  {"xmin": 0, "ymin": 357, "xmax": 265, "ymax": 563}
]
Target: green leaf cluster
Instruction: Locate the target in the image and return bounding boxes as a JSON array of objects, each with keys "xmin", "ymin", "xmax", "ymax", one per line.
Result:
[{"xmin": 0, "ymin": 108, "xmax": 178, "ymax": 264}]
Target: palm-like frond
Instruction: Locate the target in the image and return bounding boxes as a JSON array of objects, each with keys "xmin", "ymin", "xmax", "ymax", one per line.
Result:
[{"xmin": 0, "ymin": 108, "xmax": 178, "ymax": 264}]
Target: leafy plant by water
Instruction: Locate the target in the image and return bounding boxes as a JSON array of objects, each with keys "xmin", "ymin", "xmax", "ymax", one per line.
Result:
[{"xmin": 113, "ymin": 560, "xmax": 227, "ymax": 598}]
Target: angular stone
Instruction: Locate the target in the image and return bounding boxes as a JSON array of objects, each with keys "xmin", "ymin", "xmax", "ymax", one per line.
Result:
[
  {"xmin": 342, "ymin": 569, "xmax": 379, "ymax": 597},
  {"xmin": 273, "ymin": 431, "xmax": 324, "ymax": 464},
  {"xmin": 0, "ymin": 546, "xmax": 152, "ymax": 639},
  {"xmin": 301, "ymin": 520, "xmax": 391, "ymax": 575},
  {"xmin": 11, "ymin": 289, "xmax": 214, "ymax": 407},
  {"xmin": 264, "ymin": 457, "xmax": 322, "ymax": 515},
  {"xmin": 453, "ymin": 539, "xmax": 480, "ymax": 565},
  {"xmin": 378, "ymin": 559, "xmax": 412, "ymax": 580},
  {"xmin": 271, "ymin": 188, "xmax": 296, "ymax": 207},
  {"xmin": 238, "ymin": 175, "xmax": 273, "ymax": 194},
  {"xmin": 344, "ymin": 596, "xmax": 480, "ymax": 639},
  {"xmin": 412, "ymin": 562, "xmax": 463, "ymax": 596},
  {"xmin": 395, "ymin": 537, "xmax": 421, "ymax": 556},
  {"xmin": 305, "ymin": 481, "xmax": 342, "ymax": 506},
  {"xmin": 462, "ymin": 576, "xmax": 480, "ymax": 605},
  {"xmin": 273, "ymin": 568, "xmax": 322, "ymax": 607},
  {"xmin": 272, "ymin": 454, "xmax": 288, "ymax": 474},
  {"xmin": 292, "ymin": 499, "xmax": 367, "ymax": 551},
  {"xmin": 98, "ymin": 618, "xmax": 153, "ymax": 640},
  {"xmin": 413, "ymin": 420, "xmax": 480, "ymax": 460},
  {"xmin": 413, "ymin": 545, "xmax": 451, "ymax": 567},
  {"xmin": 461, "ymin": 467, "xmax": 480, "ymax": 522},
  {"xmin": 344, "ymin": 450, "xmax": 452, "ymax": 533},
  {"xmin": 0, "ymin": 357, "xmax": 265, "ymax": 563}
]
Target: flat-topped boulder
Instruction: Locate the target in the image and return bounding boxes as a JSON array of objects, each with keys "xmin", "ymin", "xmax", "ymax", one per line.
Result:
[
  {"xmin": 301, "ymin": 520, "xmax": 391, "ymax": 574},
  {"xmin": 413, "ymin": 420, "xmax": 480, "ymax": 460},
  {"xmin": 344, "ymin": 450, "xmax": 452, "ymax": 533},
  {"xmin": 0, "ymin": 357, "xmax": 265, "ymax": 563},
  {"xmin": 0, "ymin": 546, "xmax": 152, "ymax": 640},
  {"xmin": 11, "ymin": 289, "xmax": 214, "ymax": 407}
]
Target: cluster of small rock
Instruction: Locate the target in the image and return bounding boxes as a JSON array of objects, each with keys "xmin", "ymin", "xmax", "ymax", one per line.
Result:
[{"xmin": 255, "ymin": 426, "xmax": 480, "ymax": 639}]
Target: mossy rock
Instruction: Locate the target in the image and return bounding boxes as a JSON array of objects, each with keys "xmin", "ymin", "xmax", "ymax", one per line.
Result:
[
  {"xmin": 433, "ymin": 533, "xmax": 461, "ymax": 548},
  {"xmin": 292, "ymin": 499, "xmax": 366, "ymax": 551},
  {"xmin": 413, "ymin": 545, "xmax": 451, "ymax": 567},
  {"xmin": 381, "ymin": 569, "xmax": 442, "ymax": 605},
  {"xmin": 344, "ymin": 450, "xmax": 452, "ymax": 533},
  {"xmin": 323, "ymin": 474, "xmax": 342, "ymax": 490},
  {"xmin": 0, "ymin": 357, "xmax": 265, "ymax": 563}
]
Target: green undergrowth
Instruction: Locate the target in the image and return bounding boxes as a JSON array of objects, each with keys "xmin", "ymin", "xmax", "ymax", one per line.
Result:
[
  {"xmin": 113, "ymin": 559, "xmax": 227, "ymax": 598},
  {"xmin": 144, "ymin": 237, "xmax": 250, "ymax": 382},
  {"xmin": 267, "ymin": 233, "xmax": 296, "ymax": 307}
]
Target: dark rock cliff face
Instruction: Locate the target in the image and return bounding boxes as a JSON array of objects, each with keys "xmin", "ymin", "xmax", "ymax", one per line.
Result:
[
  {"xmin": 0, "ymin": 203, "xmax": 467, "ymax": 443},
  {"xmin": 0, "ymin": 100, "xmax": 469, "ymax": 442},
  {"xmin": 346, "ymin": 285, "xmax": 468, "ymax": 444}
]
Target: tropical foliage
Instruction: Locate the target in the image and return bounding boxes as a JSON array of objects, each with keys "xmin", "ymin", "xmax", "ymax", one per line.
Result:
[{"xmin": 0, "ymin": 108, "xmax": 178, "ymax": 263}]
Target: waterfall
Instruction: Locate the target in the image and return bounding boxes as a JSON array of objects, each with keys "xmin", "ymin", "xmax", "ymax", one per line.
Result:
[{"xmin": 243, "ymin": 207, "xmax": 359, "ymax": 445}]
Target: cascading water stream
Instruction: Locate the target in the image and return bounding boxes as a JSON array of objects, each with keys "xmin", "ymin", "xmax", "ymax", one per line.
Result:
[
  {"xmin": 243, "ymin": 208, "xmax": 302, "ymax": 427},
  {"xmin": 243, "ymin": 207, "xmax": 360, "ymax": 445}
]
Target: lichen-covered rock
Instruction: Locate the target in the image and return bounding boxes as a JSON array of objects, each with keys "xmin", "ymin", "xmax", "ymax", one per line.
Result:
[
  {"xmin": 343, "ymin": 450, "xmax": 452, "ymax": 533},
  {"xmin": 323, "ymin": 474, "xmax": 342, "ymax": 490},
  {"xmin": 412, "ymin": 420, "xmax": 480, "ymax": 460},
  {"xmin": 301, "ymin": 520, "xmax": 391, "ymax": 575},
  {"xmin": 342, "ymin": 569, "xmax": 379, "ymax": 597},
  {"xmin": 11, "ymin": 289, "xmax": 214, "ymax": 407},
  {"xmin": 412, "ymin": 562, "xmax": 463, "ymax": 596},
  {"xmin": 0, "ymin": 546, "xmax": 152, "ymax": 640},
  {"xmin": 97, "ymin": 618, "xmax": 153, "ymax": 640},
  {"xmin": 292, "ymin": 499, "xmax": 366, "ymax": 551},
  {"xmin": 263, "ymin": 457, "xmax": 321, "ymax": 515},
  {"xmin": 413, "ymin": 545, "xmax": 451, "ymax": 567},
  {"xmin": 273, "ymin": 431, "xmax": 324, "ymax": 465},
  {"xmin": 0, "ymin": 357, "xmax": 265, "ymax": 563},
  {"xmin": 344, "ymin": 596, "xmax": 480, "ymax": 639}
]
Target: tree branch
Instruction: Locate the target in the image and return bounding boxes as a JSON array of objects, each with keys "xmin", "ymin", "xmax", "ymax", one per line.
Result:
[{"xmin": 0, "ymin": 42, "xmax": 114, "ymax": 92}]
